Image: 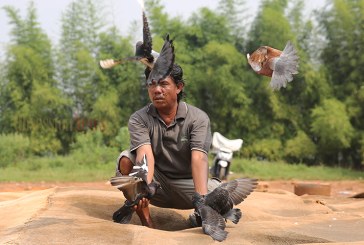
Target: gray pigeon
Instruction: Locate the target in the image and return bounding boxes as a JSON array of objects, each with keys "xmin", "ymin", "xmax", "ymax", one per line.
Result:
[
  {"xmin": 99, "ymin": 11, "xmax": 159, "ymax": 69},
  {"xmin": 146, "ymin": 34, "xmax": 175, "ymax": 86},
  {"xmin": 191, "ymin": 178, "xmax": 257, "ymax": 241},
  {"xmin": 193, "ymin": 194, "xmax": 228, "ymax": 242},
  {"xmin": 110, "ymin": 155, "xmax": 161, "ymax": 224}
]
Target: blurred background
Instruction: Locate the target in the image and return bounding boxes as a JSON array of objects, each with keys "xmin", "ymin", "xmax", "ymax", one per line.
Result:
[{"xmin": 0, "ymin": 0, "xmax": 363, "ymax": 182}]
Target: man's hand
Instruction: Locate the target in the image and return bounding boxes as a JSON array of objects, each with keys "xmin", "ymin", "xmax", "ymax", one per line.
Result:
[
  {"xmin": 133, "ymin": 197, "xmax": 150, "ymax": 210},
  {"xmin": 133, "ymin": 197, "xmax": 154, "ymax": 228}
]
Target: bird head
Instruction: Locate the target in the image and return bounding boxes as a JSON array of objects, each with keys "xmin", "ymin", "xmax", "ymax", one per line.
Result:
[
  {"xmin": 246, "ymin": 46, "xmax": 268, "ymax": 72},
  {"xmin": 147, "ymin": 181, "xmax": 161, "ymax": 198}
]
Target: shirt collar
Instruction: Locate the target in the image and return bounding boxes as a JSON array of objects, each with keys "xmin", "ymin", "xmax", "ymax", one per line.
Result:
[{"xmin": 147, "ymin": 102, "xmax": 188, "ymax": 120}]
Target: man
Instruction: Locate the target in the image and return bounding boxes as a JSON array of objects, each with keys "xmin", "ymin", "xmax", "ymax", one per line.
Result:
[{"xmin": 115, "ymin": 64, "xmax": 220, "ymax": 228}]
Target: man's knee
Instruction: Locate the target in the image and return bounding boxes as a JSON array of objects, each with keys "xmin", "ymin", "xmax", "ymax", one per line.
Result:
[{"xmin": 119, "ymin": 156, "xmax": 134, "ymax": 175}]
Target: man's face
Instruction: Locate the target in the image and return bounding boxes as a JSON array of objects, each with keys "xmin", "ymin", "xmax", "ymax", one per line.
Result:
[{"xmin": 147, "ymin": 76, "xmax": 183, "ymax": 110}]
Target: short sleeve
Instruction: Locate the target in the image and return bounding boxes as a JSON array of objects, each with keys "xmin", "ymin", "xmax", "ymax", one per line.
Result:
[
  {"xmin": 128, "ymin": 111, "xmax": 151, "ymax": 152},
  {"xmin": 189, "ymin": 109, "xmax": 212, "ymax": 154}
]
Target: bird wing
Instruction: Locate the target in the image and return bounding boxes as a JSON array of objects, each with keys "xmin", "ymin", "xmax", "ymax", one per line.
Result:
[
  {"xmin": 110, "ymin": 176, "xmax": 144, "ymax": 201},
  {"xmin": 112, "ymin": 204, "xmax": 134, "ymax": 224},
  {"xmin": 130, "ymin": 154, "xmax": 148, "ymax": 182},
  {"xmin": 270, "ymin": 41, "xmax": 299, "ymax": 90},
  {"xmin": 142, "ymin": 11, "xmax": 152, "ymax": 58},
  {"xmin": 146, "ymin": 34, "xmax": 175, "ymax": 85},
  {"xmin": 200, "ymin": 205, "xmax": 228, "ymax": 242},
  {"xmin": 220, "ymin": 178, "xmax": 258, "ymax": 205}
]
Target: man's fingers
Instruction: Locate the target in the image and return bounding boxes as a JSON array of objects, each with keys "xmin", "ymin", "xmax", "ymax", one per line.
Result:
[
  {"xmin": 142, "ymin": 198, "xmax": 150, "ymax": 208},
  {"xmin": 133, "ymin": 198, "xmax": 150, "ymax": 210}
]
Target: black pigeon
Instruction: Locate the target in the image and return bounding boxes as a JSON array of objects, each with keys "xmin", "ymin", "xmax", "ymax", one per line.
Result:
[
  {"xmin": 191, "ymin": 178, "xmax": 257, "ymax": 234},
  {"xmin": 99, "ymin": 11, "xmax": 159, "ymax": 69},
  {"xmin": 192, "ymin": 194, "xmax": 228, "ymax": 242},
  {"xmin": 146, "ymin": 34, "xmax": 175, "ymax": 86},
  {"xmin": 205, "ymin": 178, "xmax": 258, "ymax": 224},
  {"xmin": 110, "ymin": 155, "xmax": 161, "ymax": 224}
]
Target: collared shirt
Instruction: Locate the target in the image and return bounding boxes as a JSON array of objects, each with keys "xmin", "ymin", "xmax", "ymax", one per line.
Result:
[{"xmin": 128, "ymin": 102, "xmax": 212, "ymax": 179}]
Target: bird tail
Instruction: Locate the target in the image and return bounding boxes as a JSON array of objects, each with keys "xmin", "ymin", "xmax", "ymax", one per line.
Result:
[
  {"xmin": 112, "ymin": 204, "xmax": 134, "ymax": 224},
  {"xmin": 270, "ymin": 41, "xmax": 299, "ymax": 90},
  {"xmin": 224, "ymin": 208, "xmax": 242, "ymax": 224},
  {"xmin": 203, "ymin": 225, "xmax": 228, "ymax": 242},
  {"xmin": 99, "ymin": 57, "xmax": 140, "ymax": 69}
]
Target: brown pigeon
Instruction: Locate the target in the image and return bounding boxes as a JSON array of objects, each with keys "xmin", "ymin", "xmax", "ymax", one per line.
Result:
[
  {"xmin": 110, "ymin": 155, "xmax": 161, "ymax": 224},
  {"xmin": 247, "ymin": 41, "xmax": 299, "ymax": 90}
]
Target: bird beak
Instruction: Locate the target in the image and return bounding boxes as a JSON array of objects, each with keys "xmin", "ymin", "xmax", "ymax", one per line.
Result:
[{"xmin": 246, "ymin": 53, "xmax": 250, "ymax": 60}]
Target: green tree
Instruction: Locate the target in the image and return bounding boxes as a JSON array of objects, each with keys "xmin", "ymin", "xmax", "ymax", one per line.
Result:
[
  {"xmin": 317, "ymin": 0, "xmax": 364, "ymax": 167},
  {"xmin": 56, "ymin": 0, "xmax": 105, "ymax": 115},
  {"xmin": 311, "ymin": 99, "xmax": 354, "ymax": 165},
  {"xmin": 1, "ymin": 2, "xmax": 71, "ymax": 154}
]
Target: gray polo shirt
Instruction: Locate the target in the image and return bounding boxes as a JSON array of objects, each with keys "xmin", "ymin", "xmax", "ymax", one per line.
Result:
[{"xmin": 128, "ymin": 102, "xmax": 212, "ymax": 179}]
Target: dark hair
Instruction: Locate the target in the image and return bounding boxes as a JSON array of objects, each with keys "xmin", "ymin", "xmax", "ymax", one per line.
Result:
[{"xmin": 145, "ymin": 63, "xmax": 185, "ymax": 102}]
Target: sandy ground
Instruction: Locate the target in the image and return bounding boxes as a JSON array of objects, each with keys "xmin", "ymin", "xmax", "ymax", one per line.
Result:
[{"xmin": 1, "ymin": 180, "xmax": 363, "ymax": 245}]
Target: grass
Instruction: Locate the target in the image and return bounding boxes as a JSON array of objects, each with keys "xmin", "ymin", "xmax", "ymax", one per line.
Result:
[
  {"xmin": 0, "ymin": 155, "xmax": 363, "ymax": 183},
  {"xmin": 0, "ymin": 149, "xmax": 118, "ymax": 182},
  {"xmin": 229, "ymin": 158, "xmax": 364, "ymax": 181}
]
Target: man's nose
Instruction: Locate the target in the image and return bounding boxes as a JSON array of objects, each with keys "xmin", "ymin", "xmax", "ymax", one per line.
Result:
[{"xmin": 153, "ymin": 85, "xmax": 163, "ymax": 93}]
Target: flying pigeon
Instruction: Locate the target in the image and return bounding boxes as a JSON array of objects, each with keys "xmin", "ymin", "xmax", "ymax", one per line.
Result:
[
  {"xmin": 146, "ymin": 34, "xmax": 175, "ymax": 86},
  {"xmin": 99, "ymin": 11, "xmax": 159, "ymax": 69},
  {"xmin": 246, "ymin": 41, "xmax": 299, "ymax": 90},
  {"xmin": 191, "ymin": 177, "xmax": 258, "ymax": 241},
  {"xmin": 110, "ymin": 155, "xmax": 161, "ymax": 224}
]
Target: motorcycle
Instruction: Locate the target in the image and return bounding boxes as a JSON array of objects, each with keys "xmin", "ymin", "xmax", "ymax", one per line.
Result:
[{"xmin": 210, "ymin": 132, "xmax": 243, "ymax": 181}]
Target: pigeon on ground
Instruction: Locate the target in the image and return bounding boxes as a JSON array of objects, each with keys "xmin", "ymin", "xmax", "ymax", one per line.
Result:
[
  {"xmin": 146, "ymin": 34, "xmax": 174, "ymax": 86},
  {"xmin": 110, "ymin": 154, "xmax": 161, "ymax": 224},
  {"xmin": 191, "ymin": 177, "xmax": 258, "ymax": 241},
  {"xmin": 192, "ymin": 194, "xmax": 228, "ymax": 242},
  {"xmin": 99, "ymin": 10, "xmax": 159, "ymax": 69},
  {"xmin": 247, "ymin": 41, "xmax": 299, "ymax": 90}
]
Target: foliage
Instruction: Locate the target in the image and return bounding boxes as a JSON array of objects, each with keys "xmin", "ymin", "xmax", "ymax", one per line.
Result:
[
  {"xmin": 284, "ymin": 130, "xmax": 316, "ymax": 163},
  {"xmin": 243, "ymin": 138, "xmax": 283, "ymax": 161},
  {"xmin": 115, "ymin": 126, "xmax": 131, "ymax": 152},
  {"xmin": 0, "ymin": 0, "xmax": 363, "ymax": 170},
  {"xmin": 0, "ymin": 134, "xmax": 30, "ymax": 168},
  {"xmin": 311, "ymin": 98, "xmax": 354, "ymax": 164}
]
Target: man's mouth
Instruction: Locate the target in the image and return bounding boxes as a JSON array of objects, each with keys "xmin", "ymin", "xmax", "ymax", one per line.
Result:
[{"xmin": 154, "ymin": 96, "xmax": 164, "ymax": 101}]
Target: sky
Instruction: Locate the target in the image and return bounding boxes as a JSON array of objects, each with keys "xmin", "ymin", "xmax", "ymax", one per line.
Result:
[{"xmin": 0, "ymin": 0, "xmax": 326, "ymax": 57}]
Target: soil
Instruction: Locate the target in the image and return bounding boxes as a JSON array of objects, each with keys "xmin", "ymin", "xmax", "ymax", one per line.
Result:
[{"xmin": 1, "ymin": 180, "xmax": 363, "ymax": 197}]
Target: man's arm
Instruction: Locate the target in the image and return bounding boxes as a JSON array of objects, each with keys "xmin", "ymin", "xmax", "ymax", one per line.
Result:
[
  {"xmin": 191, "ymin": 150, "xmax": 209, "ymax": 195},
  {"xmin": 136, "ymin": 144, "xmax": 155, "ymax": 184}
]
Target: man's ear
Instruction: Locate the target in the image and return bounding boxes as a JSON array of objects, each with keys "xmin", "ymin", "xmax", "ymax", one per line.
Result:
[{"xmin": 176, "ymin": 82, "xmax": 184, "ymax": 94}]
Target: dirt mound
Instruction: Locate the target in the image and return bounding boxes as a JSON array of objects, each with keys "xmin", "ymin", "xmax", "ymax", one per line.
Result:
[{"xmin": 1, "ymin": 182, "xmax": 364, "ymax": 244}]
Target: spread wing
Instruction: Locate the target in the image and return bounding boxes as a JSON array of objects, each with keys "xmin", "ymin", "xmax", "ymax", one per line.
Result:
[
  {"xmin": 270, "ymin": 41, "xmax": 299, "ymax": 90},
  {"xmin": 200, "ymin": 205, "xmax": 228, "ymax": 242},
  {"xmin": 130, "ymin": 154, "xmax": 148, "ymax": 182},
  {"xmin": 219, "ymin": 178, "xmax": 258, "ymax": 205},
  {"xmin": 142, "ymin": 11, "xmax": 152, "ymax": 59},
  {"xmin": 146, "ymin": 34, "xmax": 174, "ymax": 85}
]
